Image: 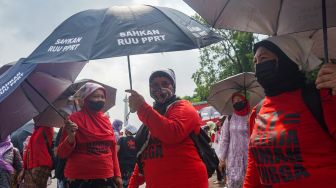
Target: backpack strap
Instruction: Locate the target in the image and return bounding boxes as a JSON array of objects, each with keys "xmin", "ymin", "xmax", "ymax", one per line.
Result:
[
  {"xmin": 42, "ymin": 130, "xmax": 54, "ymax": 161},
  {"xmin": 256, "ymin": 98, "xmax": 265, "ymax": 115},
  {"xmin": 301, "ymin": 83, "xmax": 328, "ymax": 134}
]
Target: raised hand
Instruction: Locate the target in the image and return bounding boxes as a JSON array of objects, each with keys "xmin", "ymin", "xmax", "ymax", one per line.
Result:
[{"xmin": 125, "ymin": 89, "xmax": 145, "ymax": 113}]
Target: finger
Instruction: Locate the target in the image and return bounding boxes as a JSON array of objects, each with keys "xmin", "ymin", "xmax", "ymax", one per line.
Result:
[
  {"xmin": 317, "ymin": 63, "xmax": 336, "ymax": 77},
  {"xmin": 315, "ymin": 74, "xmax": 334, "ymax": 85},
  {"xmin": 125, "ymin": 89, "xmax": 138, "ymax": 95},
  {"xmin": 316, "ymin": 79, "xmax": 336, "ymax": 89}
]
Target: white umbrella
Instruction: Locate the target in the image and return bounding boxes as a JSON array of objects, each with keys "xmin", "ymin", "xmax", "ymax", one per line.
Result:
[
  {"xmin": 292, "ymin": 27, "xmax": 336, "ymax": 59},
  {"xmin": 184, "ymin": 0, "xmax": 336, "ymax": 60},
  {"xmin": 208, "ymin": 72, "xmax": 264, "ymax": 115}
]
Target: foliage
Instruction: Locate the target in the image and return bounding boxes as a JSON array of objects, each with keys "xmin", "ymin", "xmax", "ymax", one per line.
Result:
[{"xmin": 190, "ymin": 15, "xmax": 257, "ymax": 101}]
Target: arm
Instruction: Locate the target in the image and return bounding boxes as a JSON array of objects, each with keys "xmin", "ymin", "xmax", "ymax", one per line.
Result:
[
  {"xmin": 111, "ymin": 143, "xmax": 121, "ymax": 177},
  {"xmin": 128, "ymin": 164, "xmax": 145, "ymax": 188},
  {"xmin": 137, "ymin": 101, "xmax": 201, "ymax": 144},
  {"xmin": 320, "ymin": 89, "xmax": 336, "ymax": 139},
  {"xmin": 243, "ymin": 147, "xmax": 262, "ymax": 188},
  {"xmin": 12, "ymin": 148, "xmax": 23, "ymax": 172},
  {"xmin": 217, "ymin": 118, "xmax": 230, "ymax": 161},
  {"xmin": 243, "ymin": 110, "xmax": 262, "ymax": 188},
  {"xmin": 57, "ymin": 134, "xmax": 76, "ymax": 159},
  {"xmin": 316, "ymin": 63, "xmax": 336, "ymax": 95},
  {"xmin": 315, "ymin": 63, "xmax": 336, "ymax": 139},
  {"xmin": 56, "ymin": 118, "xmax": 77, "ymax": 159}
]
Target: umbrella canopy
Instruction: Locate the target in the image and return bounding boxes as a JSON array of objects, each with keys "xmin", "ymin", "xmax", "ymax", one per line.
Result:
[
  {"xmin": 208, "ymin": 72, "xmax": 264, "ymax": 115},
  {"xmin": 184, "ymin": 0, "xmax": 336, "ymax": 61},
  {"xmin": 183, "ymin": 0, "xmax": 336, "ymax": 35},
  {"xmin": 292, "ymin": 27, "xmax": 336, "ymax": 59},
  {"xmin": 10, "ymin": 120, "xmax": 34, "ymax": 154},
  {"xmin": 0, "ymin": 59, "xmax": 86, "ymax": 139},
  {"xmin": 0, "ymin": 61, "xmax": 16, "ymax": 75},
  {"xmin": 23, "ymin": 5, "xmax": 222, "ymax": 64},
  {"xmin": 21, "ymin": 5, "xmax": 222, "ymax": 89},
  {"xmin": 35, "ymin": 79, "xmax": 117, "ymax": 127}
]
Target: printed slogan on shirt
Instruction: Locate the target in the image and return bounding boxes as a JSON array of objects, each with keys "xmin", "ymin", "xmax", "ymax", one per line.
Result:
[{"xmin": 250, "ymin": 112, "xmax": 310, "ymax": 184}]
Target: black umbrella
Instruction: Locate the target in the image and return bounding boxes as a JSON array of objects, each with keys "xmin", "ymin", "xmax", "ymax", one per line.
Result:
[
  {"xmin": 22, "ymin": 5, "xmax": 223, "ymax": 89},
  {"xmin": 10, "ymin": 120, "xmax": 34, "ymax": 154}
]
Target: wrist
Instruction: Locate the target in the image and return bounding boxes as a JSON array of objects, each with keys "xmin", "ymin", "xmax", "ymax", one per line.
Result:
[{"xmin": 67, "ymin": 135, "xmax": 76, "ymax": 144}]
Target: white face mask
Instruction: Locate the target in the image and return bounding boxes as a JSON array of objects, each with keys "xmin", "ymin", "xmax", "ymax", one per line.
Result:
[
  {"xmin": 150, "ymin": 76, "xmax": 174, "ymax": 103},
  {"xmin": 150, "ymin": 87, "xmax": 173, "ymax": 103}
]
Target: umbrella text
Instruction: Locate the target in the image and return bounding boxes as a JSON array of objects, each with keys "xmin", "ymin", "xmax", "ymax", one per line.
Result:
[
  {"xmin": 118, "ymin": 30, "xmax": 166, "ymax": 46},
  {"xmin": 117, "ymin": 35, "xmax": 165, "ymax": 46},
  {"xmin": 0, "ymin": 72, "xmax": 23, "ymax": 96},
  {"xmin": 48, "ymin": 37, "xmax": 82, "ymax": 53}
]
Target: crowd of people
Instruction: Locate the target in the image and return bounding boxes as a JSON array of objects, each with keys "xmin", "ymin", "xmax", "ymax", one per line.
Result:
[{"xmin": 0, "ymin": 35, "xmax": 336, "ymax": 188}]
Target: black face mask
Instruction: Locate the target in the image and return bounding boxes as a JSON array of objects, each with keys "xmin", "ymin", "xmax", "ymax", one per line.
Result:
[
  {"xmin": 255, "ymin": 59, "xmax": 306, "ymax": 96},
  {"xmin": 87, "ymin": 101, "xmax": 105, "ymax": 111},
  {"xmin": 233, "ymin": 101, "xmax": 247, "ymax": 111},
  {"xmin": 255, "ymin": 59, "xmax": 279, "ymax": 89}
]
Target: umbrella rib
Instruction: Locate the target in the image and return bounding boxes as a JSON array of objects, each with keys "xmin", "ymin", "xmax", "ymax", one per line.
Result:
[
  {"xmin": 221, "ymin": 95, "xmax": 233, "ymax": 115},
  {"xmin": 88, "ymin": 8, "xmax": 110, "ymax": 58},
  {"xmin": 247, "ymin": 88, "xmax": 264, "ymax": 99},
  {"xmin": 148, "ymin": 5, "xmax": 196, "ymax": 47},
  {"xmin": 274, "ymin": 0, "xmax": 284, "ymax": 35},
  {"xmin": 21, "ymin": 80, "xmax": 41, "ymax": 112},
  {"xmin": 212, "ymin": 0, "xmax": 230, "ymax": 28}
]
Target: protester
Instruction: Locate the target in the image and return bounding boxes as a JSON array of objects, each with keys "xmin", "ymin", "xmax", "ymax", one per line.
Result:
[
  {"xmin": 213, "ymin": 116, "xmax": 227, "ymax": 185},
  {"xmin": 57, "ymin": 82, "xmax": 122, "ymax": 188},
  {"xmin": 23, "ymin": 125, "xmax": 54, "ymax": 188},
  {"xmin": 112, "ymin": 120, "xmax": 123, "ymax": 142},
  {"xmin": 217, "ymin": 93, "xmax": 250, "ymax": 188},
  {"xmin": 0, "ymin": 136, "xmax": 23, "ymax": 188},
  {"xmin": 126, "ymin": 69, "xmax": 208, "ymax": 188},
  {"xmin": 117, "ymin": 124, "xmax": 137, "ymax": 188},
  {"xmin": 244, "ymin": 35, "xmax": 336, "ymax": 187}
]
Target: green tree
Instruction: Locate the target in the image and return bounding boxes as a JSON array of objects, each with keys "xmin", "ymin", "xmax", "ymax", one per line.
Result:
[{"xmin": 192, "ymin": 28, "xmax": 256, "ymax": 101}]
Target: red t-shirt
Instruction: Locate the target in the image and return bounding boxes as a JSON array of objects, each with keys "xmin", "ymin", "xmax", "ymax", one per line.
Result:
[
  {"xmin": 244, "ymin": 89, "xmax": 336, "ymax": 188},
  {"xmin": 57, "ymin": 108, "xmax": 121, "ymax": 179},
  {"xmin": 128, "ymin": 100, "xmax": 208, "ymax": 188}
]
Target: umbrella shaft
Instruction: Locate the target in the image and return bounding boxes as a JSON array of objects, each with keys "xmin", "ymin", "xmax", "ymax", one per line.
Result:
[
  {"xmin": 127, "ymin": 55, "xmax": 133, "ymax": 90},
  {"xmin": 322, "ymin": 0, "xmax": 329, "ymax": 63}
]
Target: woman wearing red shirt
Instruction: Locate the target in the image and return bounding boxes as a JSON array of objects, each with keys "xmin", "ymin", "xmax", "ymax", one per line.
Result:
[
  {"xmin": 57, "ymin": 82, "xmax": 122, "ymax": 188},
  {"xmin": 244, "ymin": 35, "xmax": 336, "ymax": 188},
  {"xmin": 126, "ymin": 69, "xmax": 208, "ymax": 188}
]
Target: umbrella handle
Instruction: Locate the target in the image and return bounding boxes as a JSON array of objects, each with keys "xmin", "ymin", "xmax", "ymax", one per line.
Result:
[
  {"xmin": 127, "ymin": 55, "xmax": 133, "ymax": 90},
  {"xmin": 25, "ymin": 79, "xmax": 66, "ymax": 120}
]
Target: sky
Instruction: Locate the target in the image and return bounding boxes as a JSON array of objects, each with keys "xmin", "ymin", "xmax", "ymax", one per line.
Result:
[{"xmin": 0, "ymin": 0, "xmax": 202, "ymax": 128}]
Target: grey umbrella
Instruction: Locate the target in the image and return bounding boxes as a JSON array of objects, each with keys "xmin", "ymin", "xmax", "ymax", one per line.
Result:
[
  {"xmin": 35, "ymin": 79, "xmax": 117, "ymax": 128},
  {"xmin": 23, "ymin": 5, "xmax": 223, "ymax": 89},
  {"xmin": 184, "ymin": 0, "xmax": 336, "ymax": 62},
  {"xmin": 208, "ymin": 72, "xmax": 264, "ymax": 115}
]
